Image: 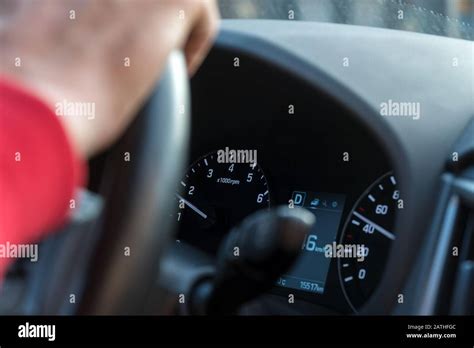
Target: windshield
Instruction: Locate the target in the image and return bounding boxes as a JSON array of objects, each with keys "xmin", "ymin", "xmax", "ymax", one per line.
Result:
[{"xmin": 219, "ymin": 0, "xmax": 474, "ymax": 40}]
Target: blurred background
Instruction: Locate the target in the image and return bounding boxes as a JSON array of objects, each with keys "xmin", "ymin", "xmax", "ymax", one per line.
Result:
[{"xmin": 218, "ymin": 0, "xmax": 473, "ymax": 40}]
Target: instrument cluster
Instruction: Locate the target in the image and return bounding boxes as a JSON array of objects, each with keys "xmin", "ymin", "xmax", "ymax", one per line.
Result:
[{"xmin": 174, "ymin": 47, "xmax": 401, "ymax": 314}]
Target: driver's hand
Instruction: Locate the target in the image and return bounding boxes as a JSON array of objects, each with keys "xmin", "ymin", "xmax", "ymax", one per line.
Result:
[{"xmin": 0, "ymin": 0, "xmax": 219, "ymax": 158}]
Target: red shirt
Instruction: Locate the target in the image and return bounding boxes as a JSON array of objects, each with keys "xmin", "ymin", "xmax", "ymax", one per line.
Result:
[{"xmin": 0, "ymin": 79, "xmax": 85, "ymax": 278}]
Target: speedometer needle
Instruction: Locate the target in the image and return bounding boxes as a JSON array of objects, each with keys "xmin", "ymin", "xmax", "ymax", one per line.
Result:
[
  {"xmin": 176, "ymin": 193, "xmax": 208, "ymax": 219},
  {"xmin": 353, "ymin": 211, "xmax": 396, "ymax": 240}
]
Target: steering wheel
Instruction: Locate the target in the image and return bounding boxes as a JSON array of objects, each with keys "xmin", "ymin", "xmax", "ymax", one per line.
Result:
[{"xmin": 75, "ymin": 51, "xmax": 190, "ymax": 314}]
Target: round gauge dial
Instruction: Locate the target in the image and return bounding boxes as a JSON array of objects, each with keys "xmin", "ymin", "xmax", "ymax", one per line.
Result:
[
  {"xmin": 175, "ymin": 151, "xmax": 270, "ymax": 255},
  {"xmin": 338, "ymin": 172, "xmax": 399, "ymax": 312}
]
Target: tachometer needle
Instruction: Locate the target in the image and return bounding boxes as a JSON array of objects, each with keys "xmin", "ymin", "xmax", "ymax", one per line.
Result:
[
  {"xmin": 176, "ymin": 193, "xmax": 208, "ymax": 219},
  {"xmin": 352, "ymin": 211, "xmax": 395, "ymax": 240}
]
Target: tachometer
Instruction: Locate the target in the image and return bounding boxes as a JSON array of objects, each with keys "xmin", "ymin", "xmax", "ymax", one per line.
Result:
[
  {"xmin": 175, "ymin": 151, "xmax": 270, "ymax": 255},
  {"xmin": 338, "ymin": 172, "xmax": 400, "ymax": 312}
]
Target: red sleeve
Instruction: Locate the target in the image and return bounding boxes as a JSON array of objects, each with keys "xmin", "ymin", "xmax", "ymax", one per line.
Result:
[{"xmin": 0, "ymin": 78, "xmax": 86, "ymax": 278}]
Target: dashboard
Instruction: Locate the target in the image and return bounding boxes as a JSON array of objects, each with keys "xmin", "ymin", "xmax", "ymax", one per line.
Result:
[
  {"xmin": 171, "ymin": 20, "xmax": 473, "ymax": 315},
  {"xmin": 173, "ymin": 43, "xmax": 400, "ymax": 314}
]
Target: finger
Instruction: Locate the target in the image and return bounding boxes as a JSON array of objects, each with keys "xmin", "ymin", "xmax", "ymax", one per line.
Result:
[{"xmin": 184, "ymin": 0, "xmax": 219, "ymax": 76}]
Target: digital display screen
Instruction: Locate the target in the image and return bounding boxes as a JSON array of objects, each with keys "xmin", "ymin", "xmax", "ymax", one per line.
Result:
[{"xmin": 276, "ymin": 191, "xmax": 346, "ymax": 294}]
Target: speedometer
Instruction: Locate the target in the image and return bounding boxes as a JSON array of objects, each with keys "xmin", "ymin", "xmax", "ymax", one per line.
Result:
[
  {"xmin": 338, "ymin": 172, "xmax": 399, "ymax": 312},
  {"xmin": 175, "ymin": 151, "xmax": 270, "ymax": 255}
]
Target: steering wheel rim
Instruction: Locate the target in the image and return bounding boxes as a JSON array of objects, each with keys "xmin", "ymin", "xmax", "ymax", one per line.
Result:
[{"xmin": 79, "ymin": 51, "xmax": 190, "ymax": 314}]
